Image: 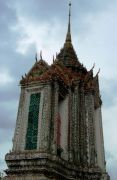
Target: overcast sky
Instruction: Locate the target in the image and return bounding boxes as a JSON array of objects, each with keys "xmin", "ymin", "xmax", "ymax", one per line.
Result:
[{"xmin": 0, "ymin": 0, "xmax": 117, "ymax": 179}]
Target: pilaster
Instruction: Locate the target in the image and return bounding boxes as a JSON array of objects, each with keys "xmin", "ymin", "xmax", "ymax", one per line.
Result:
[
  {"xmin": 39, "ymin": 84, "xmax": 52, "ymax": 151},
  {"xmin": 68, "ymin": 88, "xmax": 73, "ymax": 162},
  {"xmin": 12, "ymin": 87, "xmax": 30, "ymax": 151},
  {"xmin": 12, "ymin": 87, "xmax": 25, "ymax": 151},
  {"xmin": 85, "ymin": 92, "xmax": 97, "ymax": 165},
  {"xmin": 51, "ymin": 81, "xmax": 59, "ymax": 154},
  {"xmin": 71, "ymin": 85, "xmax": 79, "ymax": 163},
  {"xmin": 79, "ymin": 83, "xmax": 87, "ymax": 165}
]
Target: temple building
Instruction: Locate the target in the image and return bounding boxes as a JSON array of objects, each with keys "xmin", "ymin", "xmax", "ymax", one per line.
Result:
[{"xmin": 5, "ymin": 3, "xmax": 109, "ymax": 180}]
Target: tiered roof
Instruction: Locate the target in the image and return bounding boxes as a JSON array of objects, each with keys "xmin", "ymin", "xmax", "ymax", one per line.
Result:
[{"xmin": 20, "ymin": 2, "xmax": 101, "ymax": 107}]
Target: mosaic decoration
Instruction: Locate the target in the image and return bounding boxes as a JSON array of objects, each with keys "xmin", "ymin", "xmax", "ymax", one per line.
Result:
[{"xmin": 25, "ymin": 93, "xmax": 40, "ymax": 150}]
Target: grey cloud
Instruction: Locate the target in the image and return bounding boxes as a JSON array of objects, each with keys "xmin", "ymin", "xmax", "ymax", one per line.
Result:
[
  {"xmin": 0, "ymin": 100, "xmax": 17, "ymax": 131},
  {"xmin": 0, "ymin": 86, "xmax": 19, "ymax": 102},
  {"xmin": 0, "ymin": 0, "xmax": 116, "ymax": 178},
  {"xmin": 0, "ymin": 158, "xmax": 5, "ymax": 170},
  {"xmin": 0, "ymin": 0, "xmax": 17, "ymax": 41},
  {"xmin": 0, "ymin": 0, "xmax": 37, "ymax": 76},
  {"xmin": 9, "ymin": 0, "xmax": 117, "ymax": 43},
  {"xmin": 0, "ymin": 114, "xmax": 15, "ymax": 130},
  {"xmin": 100, "ymin": 78, "xmax": 117, "ymax": 108},
  {"xmin": 105, "ymin": 152, "xmax": 117, "ymax": 180},
  {"xmin": 106, "ymin": 151, "xmax": 115, "ymax": 162},
  {"xmin": 0, "ymin": 44, "xmax": 36, "ymax": 78},
  {"xmin": 12, "ymin": 0, "xmax": 116, "ymax": 21},
  {"xmin": 0, "ymin": 129, "xmax": 14, "ymax": 144},
  {"xmin": 107, "ymin": 159, "xmax": 117, "ymax": 180}
]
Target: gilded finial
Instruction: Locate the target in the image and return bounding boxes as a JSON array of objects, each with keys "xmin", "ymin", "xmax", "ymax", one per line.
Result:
[
  {"xmin": 40, "ymin": 50, "xmax": 42, "ymax": 60},
  {"xmin": 56, "ymin": 52, "xmax": 58, "ymax": 59},
  {"xmin": 65, "ymin": 1, "xmax": 72, "ymax": 43},
  {"xmin": 35, "ymin": 52, "xmax": 38, "ymax": 62},
  {"xmin": 69, "ymin": 1, "xmax": 71, "ymax": 17},
  {"xmin": 95, "ymin": 68, "xmax": 100, "ymax": 77},
  {"xmin": 93, "ymin": 63, "xmax": 95, "ymax": 68},
  {"xmin": 90, "ymin": 63, "xmax": 95, "ymax": 71},
  {"xmin": 53, "ymin": 55, "xmax": 55, "ymax": 63},
  {"xmin": 97, "ymin": 68, "xmax": 100, "ymax": 74}
]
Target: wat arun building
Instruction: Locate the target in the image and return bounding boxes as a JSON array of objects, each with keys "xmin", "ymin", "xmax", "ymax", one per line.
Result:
[{"xmin": 5, "ymin": 3, "xmax": 110, "ymax": 180}]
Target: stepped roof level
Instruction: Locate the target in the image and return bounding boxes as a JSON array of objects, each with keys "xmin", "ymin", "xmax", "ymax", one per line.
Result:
[
  {"xmin": 20, "ymin": 2, "xmax": 88, "ymax": 87},
  {"xmin": 20, "ymin": 2, "xmax": 99, "ymax": 102}
]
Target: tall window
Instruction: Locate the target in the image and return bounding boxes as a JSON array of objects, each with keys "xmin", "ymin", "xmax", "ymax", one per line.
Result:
[{"xmin": 25, "ymin": 93, "xmax": 40, "ymax": 150}]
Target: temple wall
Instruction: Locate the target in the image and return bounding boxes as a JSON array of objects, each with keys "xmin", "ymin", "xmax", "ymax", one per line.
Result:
[
  {"xmin": 12, "ymin": 87, "xmax": 30, "ymax": 151},
  {"xmin": 52, "ymin": 82, "xmax": 59, "ymax": 154},
  {"xmin": 71, "ymin": 86, "xmax": 79, "ymax": 162},
  {"xmin": 59, "ymin": 95, "xmax": 69, "ymax": 160},
  {"xmin": 95, "ymin": 107, "xmax": 106, "ymax": 171},
  {"xmin": 12, "ymin": 85, "xmax": 44, "ymax": 151},
  {"xmin": 39, "ymin": 84, "xmax": 52, "ymax": 151},
  {"xmin": 85, "ymin": 93, "xmax": 96, "ymax": 165}
]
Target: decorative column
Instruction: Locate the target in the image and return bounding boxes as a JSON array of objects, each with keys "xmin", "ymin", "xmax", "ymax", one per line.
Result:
[
  {"xmin": 12, "ymin": 87, "xmax": 30, "ymax": 151},
  {"xmin": 76, "ymin": 84, "xmax": 80, "ymax": 163},
  {"xmin": 71, "ymin": 85, "xmax": 79, "ymax": 163},
  {"xmin": 44, "ymin": 84, "xmax": 52, "ymax": 151},
  {"xmin": 85, "ymin": 108, "xmax": 90, "ymax": 164},
  {"xmin": 12, "ymin": 87, "xmax": 25, "ymax": 151},
  {"xmin": 51, "ymin": 81, "xmax": 59, "ymax": 154},
  {"xmin": 85, "ymin": 92, "xmax": 97, "ymax": 165},
  {"xmin": 68, "ymin": 88, "xmax": 73, "ymax": 162},
  {"xmin": 79, "ymin": 83, "xmax": 87, "ymax": 165},
  {"xmin": 39, "ymin": 83, "xmax": 52, "ymax": 152}
]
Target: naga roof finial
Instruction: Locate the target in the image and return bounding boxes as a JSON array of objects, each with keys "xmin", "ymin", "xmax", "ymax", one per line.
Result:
[
  {"xmin": 40, "ymin": 50, "xmax": 42, "ymax": 60},
  {"xmin": 53, "ymin": 55, "xmax": 55, "ymax": 63},
  {"xmin": 35, "ymin": 52, "xmax": 38, "ymax": 62}
]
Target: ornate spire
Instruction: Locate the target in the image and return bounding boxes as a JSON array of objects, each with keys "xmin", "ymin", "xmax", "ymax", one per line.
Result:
[
  {"xmin": 65, "ymin": 1, "xmax": 72, "ymax": 43},
  {"xmin": 57, "ymin": 1, "xmax": 81, "ymax": 68}
]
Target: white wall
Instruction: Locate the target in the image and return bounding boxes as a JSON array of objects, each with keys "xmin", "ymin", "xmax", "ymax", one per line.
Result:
[
  {"xmin": 13, "ymin": 85, "xmax": 44, "ymax": 151},
  {"xmin": 95, "ymin": 107, "xmax": 106, "ymax": 171},
  {"xmin": 58, "ymin": 96, "xmax": 69, "ymax": 160}
]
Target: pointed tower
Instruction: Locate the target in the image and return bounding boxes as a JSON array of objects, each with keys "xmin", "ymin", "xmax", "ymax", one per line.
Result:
[
  {"xmin": 5, "ymin": 3, "xmax": 109, "ymax": 180},
  {"xmin": 57, "ymin": 2, "xmax": 80, "ymax": 69}
]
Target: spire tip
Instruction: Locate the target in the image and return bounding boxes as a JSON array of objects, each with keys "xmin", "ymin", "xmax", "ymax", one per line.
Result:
[
  {"xmin": 69, "ymin": 1, "xmax": 71, "ymax": 7},
  {"xmin": 65, "ymin": 0, "xmax": 72, "ymax": 43},
  {"xmin": 69, "ymin": 1, "xmax": 71, "ymax": 17}
]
